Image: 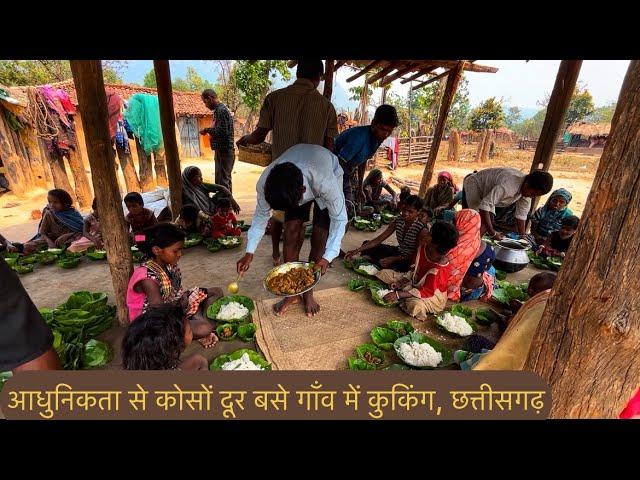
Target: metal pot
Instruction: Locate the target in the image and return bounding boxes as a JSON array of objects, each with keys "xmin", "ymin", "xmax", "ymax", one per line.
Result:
[{"xmin": 493, "ymin": 239, "xmax": 530, "ymax": 273}]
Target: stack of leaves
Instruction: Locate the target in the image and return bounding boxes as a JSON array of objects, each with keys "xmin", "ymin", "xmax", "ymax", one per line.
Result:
[
  {"xmin": 492, "ymin": 280, "xmax": 530, "ymax": 305},
  {"xmin": 42, "ymin": 291, "xmax": 115, "ymax": 370},
  {"xmin": 527, "ymin": 251, "xmax": 562, "ymax": 271}
]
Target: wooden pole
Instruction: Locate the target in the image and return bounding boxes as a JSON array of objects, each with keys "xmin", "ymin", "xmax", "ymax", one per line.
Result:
[
  {"xmin": 115, "ymin": 143, "xmax": 141, "ymax": 192},
  {"xmin": 66, "ymin": 147, "xmax": 93, "ymax": 208},
  {"xmin": 153, "ymin": 60, "xmax": 183, "ymax": 218},
  {"xmin": 418, "ymin": 62, "xmax": 464, "ymax": 197},
  {"xmin": 407, "ymin": 82, "xmax": 412, "ymax": 163},
  {"xmin": 7, "ymin": 126, "xmax": 36, "ymax": 189},
  {"xmin": 447, "ymin": 129, "xmax": 460, "ymax": 162},
  {"xmin": 70, "ymin": 60, "xmax": 133, "ymax": 326},
  {"xmin": 153, "ymin": 150, "xmax": 169, "ymax": 187},
  {"xmin": 135, "ymin": 136, "xmax": 155, "ymax": 191},
  {"xmin": 524, "ymin": 60, "xmax": 640, "ymax": 418},
  {"xmin": 20, "ymin": 127, "xmax": 48, "ymax": 189},
  {"xmin": 46, "ymin": 149, "xmax": 74, "ymax": 194},
  {"xmin": 528, "ymin": 60, "xmax": 582, "ymax": 213},
  {"xmin": 0, "ymin": 115, "xmax": 27, "ymax": 196},
  {"xmin": 323, "ymin": 59, "xmax": 334, "ymax": 100}
]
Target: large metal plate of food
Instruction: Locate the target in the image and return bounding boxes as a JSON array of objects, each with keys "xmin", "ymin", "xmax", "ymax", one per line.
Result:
[{"xmin": 263, "ymin": 261, "xmax": 321, "ymax": 297}]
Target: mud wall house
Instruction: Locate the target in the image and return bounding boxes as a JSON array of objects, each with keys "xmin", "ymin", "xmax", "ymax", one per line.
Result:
[{"xmin": 566, "ymin": 121, "xmax": 610, "ymax": 148}]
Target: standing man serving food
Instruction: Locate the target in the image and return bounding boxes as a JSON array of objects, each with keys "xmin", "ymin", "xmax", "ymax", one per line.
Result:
[{"xmin": 237, "ymin": 144, "xmax": 348, "ymax": 317}]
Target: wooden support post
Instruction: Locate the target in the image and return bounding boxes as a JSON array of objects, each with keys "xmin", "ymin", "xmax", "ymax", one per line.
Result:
[
  {"xmin": 323, "ymin": 59, "xmax": 334, "ymax": 100},
  {"xmin": 20, "ymin": 127, "xmax": 48, "ymax": 189},
  {"xmin": 407, "ymin": 83, "xmax": 412, "ymax": 162},
  {"xmin": 528, "ymin": 60, "xmax": 582, "ymax": 213},
  {"xmin": 524, "ymin": 60, "xmax": 640, "ymax": 418},
  {"xmin": 47, "ymin": 149, "xmax": 74, "ymax": 194},
  {"xmin": 153, "ymin": 60, "xmax": 183, "ymax": 218},
  {"xmin": 447, "ymin": 129, "xmax": 460, "ymax": 162},
  {"xmin": 115, "ymin": 143, "xmax": 141, "ymax": 193},
  {"xmin": 419, "ymin": 62, "xmax": 464, "ymax": 197},
  {"xmin": 70, "ymin": 60, "xmax": 133, "ymax": 326},
  {"xmin": 135, "ymin": 136, "xmax": 155, "ymax": 192},
  {"xmin": 0, "ymin": 117, "xmax": 26, "ymax": 196},
  {"xmin": 66, "ymin": 147, "xmax": 93, "ymax": 208},
  {"xmin": 7, "ymin": 127, "xmax": 36, "ymax": 189},
  {"xmin": 153, "ymin": 150, "xmax": 169, "ymax": 187}
]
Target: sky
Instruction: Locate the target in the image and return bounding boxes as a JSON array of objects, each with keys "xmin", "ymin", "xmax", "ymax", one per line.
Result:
[{"xmin": 121, "ymin": 60, "xmax": 630, "ymax": 117}]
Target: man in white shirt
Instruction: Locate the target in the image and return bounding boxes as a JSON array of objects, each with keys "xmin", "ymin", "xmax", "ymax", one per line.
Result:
[
  {"xmin": 459, "ymin": 168, "xmax": 553, "ymax": 239},
  {"xmin": 237, "ymin": 144, "xmax": 348, "ymax": 317}
]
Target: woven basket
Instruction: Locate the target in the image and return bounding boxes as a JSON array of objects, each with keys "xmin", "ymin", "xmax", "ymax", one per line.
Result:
[{"xmin": 237, "ymin": 143, "xmax": 272, "ymax": 167}]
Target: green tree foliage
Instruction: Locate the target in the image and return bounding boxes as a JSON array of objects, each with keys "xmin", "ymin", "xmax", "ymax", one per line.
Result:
[
  {"xmin": 215, "ymin": 61, "xmax": 243, "ymax": 114},
  {"xmin": 171, "ymin": 66, "xmax": 215, "ymax": 92},
  {"xmin": 0, "ymin": 60, "xmax": 126, "ymax": 86},
  {"xmin": 565, "ymin": 84, "xmax": 594, "ymax": 127},
  {"xmin": 468, "ymin": 97, "xmax": 505, "ymax": 131},
  {"xmin": 512, "ymin": 108, "xmax": 546, "ymax": 139},
  {"xmin": 504, "ymin": 106, "xmax": 522, "ymax": 129},
  {"xmin": 232, "ymin": 60, "xmax": 291, "ymax": 111},
  {"xmin": 586, "ymin": 101, "xmax": 616, "ymax": 123},
  {"xmin": 142, "ymin": 69, "xmax": 157, "ymax": 88}
]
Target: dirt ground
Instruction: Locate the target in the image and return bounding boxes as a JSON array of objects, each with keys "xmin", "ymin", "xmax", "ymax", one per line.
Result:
[{"xmin": 1, "ymin": 145, "xmax": 596, "ymax": 368}]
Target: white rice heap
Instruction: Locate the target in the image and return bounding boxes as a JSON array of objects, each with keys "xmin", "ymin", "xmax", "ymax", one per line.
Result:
[
  {"xmin": 398, "ymin": 341, "xmax": 442, "ymax": 367},
  {"xmin": 377, "ymin": 289, "xmax": 394, "ymax": 299},
  {"xmin": 220, "ymin": 353, "xmax": 264, "ymax": 371},
  {"xmin": 216, "ymin": 301, "xmax": 249, "ymax": 321},
  {"xmin": 439, "ymin": 312, "xmax": 473, "ymax": 336},
  {"xmin": 360, "ymin": 264, "xmax": 380, "ymax": 275},
  {"xmin": 221, "ymin": 238, "xmax": 239, "ymax": 245}
]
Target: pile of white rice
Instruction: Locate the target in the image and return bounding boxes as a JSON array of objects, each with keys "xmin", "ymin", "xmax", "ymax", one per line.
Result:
[
  {"xmin": 220, "ymin": 353, "xmax": 264, "ymax": 371},
  {"xmin": 216, "ymin": 301, "xmax": 249, "ymax": 321},
  {"xmin": 377, "ymin": 289, "xmax": 394, "ymax": 299},
  {"xmin": 398, "ymin": 341, "xmax": 442, "ymax": 368},
  {"xmin": 439, "ymin": 312, "xmax": 473, "ymax": 336},
  {"xmin": 360, "ymin": 264, "xmax": 379, "ymax": 275},
  {"xmin": 221, "ymin": 238, "xmax": 240, "ymax": 245}
]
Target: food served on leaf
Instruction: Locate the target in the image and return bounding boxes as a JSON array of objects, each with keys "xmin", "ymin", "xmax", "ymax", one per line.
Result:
[
  {"xmin": 266, "ymin": 265, "xmax": 316, "ymax": 295},
  {"xmin": 436, "ymin": 311, "xmax": 474, "ymax": 337},
  {"xmin": 207, "ymin": 295, "xmax": 255, "ymax": 322},
  {"xmin": 394, "ymin": 331, "xmax": 451, "ymax": 369},
  {"xmin": 356, "ymin": 263, "xmax": 380, "ymax": 276},
  {"xmin": 210, "ymin": 349, "xmax": 271, "ymax": 371},
  {"xmin": 219, "ymin": 236, "xmax": 242, "ymax": 248},
  {"xmin": 216, "ymin": 302, "xmax": 250, "ymax": 321},
  {"xmin": 216, "ymin": 323, "xmax": 238, "ymax": 341}
]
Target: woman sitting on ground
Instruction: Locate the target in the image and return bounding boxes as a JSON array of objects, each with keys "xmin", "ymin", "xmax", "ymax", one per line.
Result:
[
  {"xmin": 530, "ymin": 188, "xmax": 573, "ymax": 245},
  {"xmin": 363, "ymin": 168, "xmax": 397, "ymax": 212},
  {"xmin": 181, "ymin": 165, "xmax": 240, "ymax": 216},
  {"xmin": 374, "ymin": 221, "xmax": 459, "ymax": 320},
  {"xmin": 345, "ymin": 195, "xmax": 429, "ymax": 272},
  {"xmin": 446, "ymin": 209, "xmax": 496, "ymax": 302},
  {"xmin": 23, "ymin": 189, "xmax": 84, "ymax": 254},
  {"xmin": 424, "ymin": 171, "xmax": 458, "ymax": 219}
]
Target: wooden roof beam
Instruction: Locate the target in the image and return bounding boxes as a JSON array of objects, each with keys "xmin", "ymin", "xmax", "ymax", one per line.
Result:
[
  {"xmin": 401, "ymin": 66, "xmax": 438, "ymax": 84},
  {"xmin": 365, "ymin": 64, "xmax": 399, "ymax": 84},
  {"xmin": 346, "ymin": 60, "xmax": 386, "ymax": 82},
  {"xmin": 379, "ymin": 63, "xmax": 422, "ymax": 87},
  {"xmin": 412, "ymin": 69, "xmax": 451, "ymax": 91}
]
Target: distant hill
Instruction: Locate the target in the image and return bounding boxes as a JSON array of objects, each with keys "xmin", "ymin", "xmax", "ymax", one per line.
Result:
[{"xmin": 519, "ymin": 107, "xmax": 540, "ymax": 120}]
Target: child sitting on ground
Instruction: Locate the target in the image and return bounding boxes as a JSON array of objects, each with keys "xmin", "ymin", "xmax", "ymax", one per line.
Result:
[
  {"xmin": 210, "ymin": 198, "xmax": 241, "ymax": 239},
  {"xmin": 68, "ymin": 197, "xmax": 103, "ymax": 253},
  {"xmin": 122, "ymin": 304, "xmax": 208, "ymax": 370},
  {"xmin": 174, "ymin": 204, "xmax": 212, "ymax": 237},
  {"xmin": 124, "ymin": 192, "xmax": 157, "ymax": 238},
  {"xmin": 538, "ymin": 215, "xmax": 579, "ymax": 258},
  {"xmin": 455, "ymin": 271, "xmax": 557, "ymax": 369},
  {"xmin": 396, "ymin": 186, "xmax": 411, "ymax": 213},
  {"xmin": 126, "ymin": 222, "xmax": 222, "ymax": 348},
  {"xmin": 375, "ymin": 221, "xmax": 459, "ymax": 320}
]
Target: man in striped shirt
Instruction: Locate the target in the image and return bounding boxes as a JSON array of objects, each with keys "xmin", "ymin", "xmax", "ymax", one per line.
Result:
[{"xmin": 237, "ymin": 59, "xmax": 338, "ymax": 266}]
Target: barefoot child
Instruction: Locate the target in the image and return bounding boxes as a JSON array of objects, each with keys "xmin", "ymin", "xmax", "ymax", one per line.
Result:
[
  {"xmin": 126, "ymin": 223, "xmax": 221, "ymax": 348},
  {"xmin": 175, "ymin": 204, "xmax": 212, "ymax": 237},
  {"xmin": 23, "ymin": 189, "xmax": 84, "ymax": 254},
  {"xmin": 124, "ymin": 192, "xmax": 157, "ymax": 238},
  {"xmin": 375, "ymin": 221, "xmax": 459, "ymax": 320},
  {"xmin": 68, "ymin": 197, "xmax": 103, "ymax": 253},
  {"xmin": 210, "ymin": 198, "xmax": 241, "ymax": 239},
  {"xmin": 122, "ymin": 304, "xmax": 208, "ymax": 370}
]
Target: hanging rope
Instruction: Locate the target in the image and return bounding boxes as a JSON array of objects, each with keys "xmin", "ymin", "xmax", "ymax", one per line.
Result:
[{"xmin": 24, "ymin": 87, "xmax": 59, "ymax": 140}]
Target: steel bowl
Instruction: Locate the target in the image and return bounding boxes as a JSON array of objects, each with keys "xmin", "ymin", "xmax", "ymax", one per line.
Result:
[
  {"xmin": 263, "ymin": 261, "xmax": 321, "ymax": 297},
  {"xmin": 493, "ymin": 238, "xmax": 530, "ymax": 273}
]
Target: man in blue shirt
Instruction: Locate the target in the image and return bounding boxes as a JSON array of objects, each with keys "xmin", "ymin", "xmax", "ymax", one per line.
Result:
[{"xmin": 333, "ymin": 105, "xmax": 399, "ymax": 214}]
